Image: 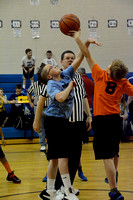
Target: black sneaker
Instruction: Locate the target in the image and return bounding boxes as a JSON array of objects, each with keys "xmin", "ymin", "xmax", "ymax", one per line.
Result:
[
  {"xmin": 109, "ymin": 191, "xmax": 124, "ymax": 200},
  {"xmin": 39, "ymin": 189, "xmax": 56, "ymax": 200},
  {"xmin": 105, "ymin": 171, "xmax": 118, "ymax": 183},
  {"xmin": 7, "ymin": 171, "xmax": 21, "ymax": 184}
]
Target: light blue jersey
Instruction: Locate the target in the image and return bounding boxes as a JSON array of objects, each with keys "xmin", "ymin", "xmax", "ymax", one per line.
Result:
[{"xmin": 45, "ymin": 65, "xmax": 74, "ymax": 119}]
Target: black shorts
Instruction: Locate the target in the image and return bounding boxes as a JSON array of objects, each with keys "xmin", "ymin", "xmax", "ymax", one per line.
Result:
[
  {"xmin": 68, "ymin": 121, "xmax": 83, "ymax": 159},
  {"xmin": 92, "ymin": 114, "xmax": 123, "ymax": 160},
  {"xmin": 0, "ymin": 146, "xmax": 5, "ymax": 158},
  {"xmin": 0, "ymin": 111, "xmax": 8, "ymax": 126},
  {"xmin": 23, "ymin": 68, "xmax": 34, "ymax": 79},
  {"xmin": 44, "ymin": 116, "xmax": 70, "ymax": 160}
]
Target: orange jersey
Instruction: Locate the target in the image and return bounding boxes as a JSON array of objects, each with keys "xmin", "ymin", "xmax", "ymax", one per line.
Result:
[{"xmin": 92, "ymin": 64, "xmax": 133, "ymax": 116}]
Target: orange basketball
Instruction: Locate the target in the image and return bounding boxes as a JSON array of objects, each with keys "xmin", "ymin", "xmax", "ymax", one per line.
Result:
[{"xmin": 59, "ymin": 14, "xmax": 80, "ymax": 35}]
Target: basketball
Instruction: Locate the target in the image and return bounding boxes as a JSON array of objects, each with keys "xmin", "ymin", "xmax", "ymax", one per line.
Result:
[{"xmin": 59, "ymin": 14, "xmax": 80, "ymax": 35}]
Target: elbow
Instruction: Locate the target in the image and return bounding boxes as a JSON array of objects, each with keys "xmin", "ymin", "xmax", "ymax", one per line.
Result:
[
  {"xmin": 57, "ymin": 97, "xmax": 65, "ymax": 102},
  {"xmin": 55, "ymin": 95, "xmax": 65, "ymax": 102}
]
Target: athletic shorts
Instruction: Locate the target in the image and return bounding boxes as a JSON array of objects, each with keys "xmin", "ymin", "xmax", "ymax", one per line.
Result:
[
  {"xmin": 23, "ymin": 68, "xmax": 34, "ymax": 79},
  {"xmin": 0, "ymin": 146, "xmax": 5, "ymax": 158},
  {"xmin": 92, "ymin": 114, "xmax": 123, "ymax": 160},
  {"xmin": 0, "ymin": 111, "xmax": 8, "ymax": 126},
  {"xmin": 44, "ymin": 116, "xmax": 70, "ymax": 160}
]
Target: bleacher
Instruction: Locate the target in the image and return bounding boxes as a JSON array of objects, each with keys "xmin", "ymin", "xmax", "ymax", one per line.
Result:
[
  {"xmin": 1, "ymin": 72, "xmax": 133, "ymax": 141},
  {"xmin": 0, "ymin": 74, "xmax": 38, "ymax": 139}
]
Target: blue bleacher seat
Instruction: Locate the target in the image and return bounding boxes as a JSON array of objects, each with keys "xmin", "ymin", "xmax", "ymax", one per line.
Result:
[{"xmin": 0, "ymin": 74, "xmax": 38, "ymax": 139}]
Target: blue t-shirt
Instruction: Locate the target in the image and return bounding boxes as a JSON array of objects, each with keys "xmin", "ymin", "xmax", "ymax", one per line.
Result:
[
  {"xmin": 45, "ymin": 65, "xmax": 74, "ymax": 119},
  {"xmin": 8, "ymin": 93, "xmax": 25, "ymax": 111}
]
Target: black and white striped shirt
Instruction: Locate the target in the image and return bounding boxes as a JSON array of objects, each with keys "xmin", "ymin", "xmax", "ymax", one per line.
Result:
[
  {"xmin": 27, "ymin": 81, "xmax": 49, "ymax": 107},
  {"xmin": 70, "ymin": 72, "xmax": 87, "ymax": 122}
]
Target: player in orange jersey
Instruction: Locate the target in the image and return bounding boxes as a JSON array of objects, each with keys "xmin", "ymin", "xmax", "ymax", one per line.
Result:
[{"xmin": 72, "ymin": 30, "xmax": 133, "ymax": 200}]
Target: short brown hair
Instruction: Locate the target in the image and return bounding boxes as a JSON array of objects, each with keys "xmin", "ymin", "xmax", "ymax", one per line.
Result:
[{"xmin": 110, "ymin": 60, "xmax": 128, "ymax": 80}]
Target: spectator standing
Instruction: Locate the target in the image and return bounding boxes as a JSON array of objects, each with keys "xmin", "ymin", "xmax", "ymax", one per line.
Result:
[
  {"xmin": 21, "ymin": 48, "xmax": 36, "ymax": 91},
  {"xmin": 42, "ymin": 50, "xmax": 57, "ymax": 66}
]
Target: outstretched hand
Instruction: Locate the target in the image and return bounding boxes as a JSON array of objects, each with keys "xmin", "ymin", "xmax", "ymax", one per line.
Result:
[
  {"xmin": 67, "ymin": 29, "xmax": 81, "ymax": 38},
  {"xmin": 85, "ymin": 38, "xmax": 101, "ymax": 47}
]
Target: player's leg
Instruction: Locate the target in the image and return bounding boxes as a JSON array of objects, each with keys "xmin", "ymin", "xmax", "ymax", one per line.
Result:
[
  {"xmin": 58, "ymin": 158, "xmax": 79, "ymax": 200},
  {"xmin": 105, "ymin": 155, "xmax": 119, "ymax": 183},
  {"xmin": 114, "ymin": 155, "xmax": 119, "ymax": 182},
  {"xmin": 39, "ymin": 159, "xmax": 58, "ymax": 200},
  {"xmin": 104, "ymin": 158, "xmax": 124, "ymax": 200},
  {"xmin": 0, "ymin": 146, "xmax": 21, "ymax": 183},
  {"xmin": 104, "ymin": 158, "xmax": 116, "ymax": 189}
]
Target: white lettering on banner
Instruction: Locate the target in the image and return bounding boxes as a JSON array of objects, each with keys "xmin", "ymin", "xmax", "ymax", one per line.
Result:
[
  {"xmin": 127, "ymin": 19, "xmax": 133, "ymax": 27},
  {"xmin": 50, "ymin": 20, "xmax": 59, "ymax": 28},
  {"xmin": 11, "ymin": 20, "xmax": 21, "ymax": 28},
  {"xmin": 88, "ymin": 20, "xmax": 98, "ymax": 28},
  {"xmin": 108, "ymin": 20, "xmax": 117, "ymax": 28},
  {"xmin": 30, "ymin": 20, "xmax": 40, "ymax": 28}
]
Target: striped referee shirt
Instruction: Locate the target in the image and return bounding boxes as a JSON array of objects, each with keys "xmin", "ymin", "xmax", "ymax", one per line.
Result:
[
  {"xmin": 27, "ymin": 81, "xmax": 49, "ymax": 107},
  {"xmin": 70, "ymin": 72, "xmax": 87, "ymax": 122}
]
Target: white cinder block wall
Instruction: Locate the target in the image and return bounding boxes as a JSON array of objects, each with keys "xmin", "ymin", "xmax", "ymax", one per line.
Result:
[{"xmin": 0, "ymin": 0, "xmax": 133, "ymax": 74}]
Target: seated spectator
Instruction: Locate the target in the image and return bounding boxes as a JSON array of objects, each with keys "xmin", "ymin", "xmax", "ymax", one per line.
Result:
[
  {"xmin": 8, "ymin": 84, "xmax": 25, "ymax": 127},
  {"xmin": 0, "ymin": 88, "xmax": 15, "ymax": 127},
  {"xmin": 0, "ymin": 88, "xmax": 9, "ymax": 127}
]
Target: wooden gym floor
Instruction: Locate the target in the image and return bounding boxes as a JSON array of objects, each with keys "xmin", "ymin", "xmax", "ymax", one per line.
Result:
[{"xmin": 0, "ymin": 140, "xmax": 133, "ymax": 200}]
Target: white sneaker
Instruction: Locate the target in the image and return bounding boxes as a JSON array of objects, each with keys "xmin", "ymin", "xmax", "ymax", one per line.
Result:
[
  {"xmin": 40, "ymin": 146, "xmax": 46, "ymax": 152},
  {"xmin": 64, "ymin": 187, "xmax": 79, "ymax": 200},
  {"xmin": 55, "ymin": 189, "xmax": 64, "ymax": 200},
  {"xmin": 72, "ymin": 188, "xmax": 79, "ymax": 196},
  {"xmin": 60, "ymin": 186, "xmax": 79, "ymax": 196}
]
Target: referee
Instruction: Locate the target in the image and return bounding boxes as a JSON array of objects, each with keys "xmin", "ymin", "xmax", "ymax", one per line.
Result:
[{"xmin": 27, "ymin": 63, "xmax": 48, "ymax": 152}]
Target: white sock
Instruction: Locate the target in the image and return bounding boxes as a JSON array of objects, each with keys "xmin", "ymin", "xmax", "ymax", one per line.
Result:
[
  {"xmin": 61, "ymin": 174, "xmax": 71, "ymax": 189},
  {"xmin": 47, "ymin": 178, "xmax": 55, "ymax": 191},
  {"xmin": 23, "ymin": 85, "xmax": 26, "ymax": 89}
]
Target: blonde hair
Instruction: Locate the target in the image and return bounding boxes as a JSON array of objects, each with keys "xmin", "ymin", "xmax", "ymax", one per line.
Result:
[{"xmin": 110, "ymin": 60, "xmax": 128, "ymax": 80}]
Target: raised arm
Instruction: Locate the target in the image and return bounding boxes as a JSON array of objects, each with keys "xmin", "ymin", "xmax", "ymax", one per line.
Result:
[
  {"xmin": 73, "ymin": 30, "xmax": 101, "ymax": 71},
  {"xmin": 71, "ymin": 51, "xmax": 84, "ymax": 72}
]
